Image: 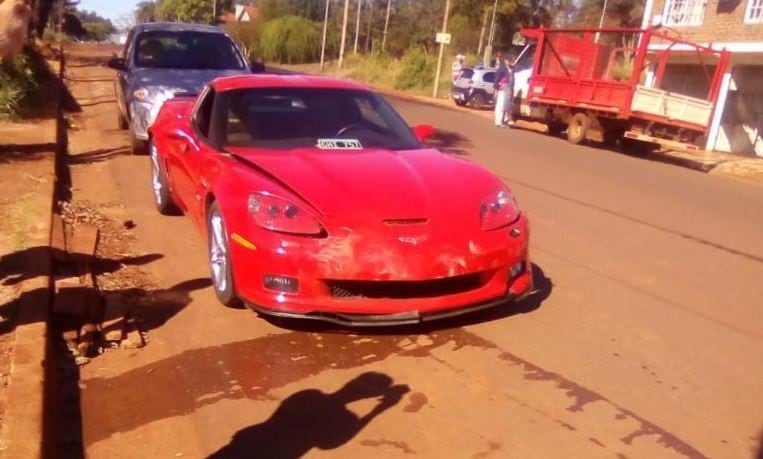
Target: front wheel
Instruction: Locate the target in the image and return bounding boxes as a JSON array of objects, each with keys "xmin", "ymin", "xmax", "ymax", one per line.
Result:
[
  {"xmin": 207, "ymin": 202, "xmax": 242, "ymax": 308},
  {"xmin": 130, "ymin": 129, "xmax": 148, "ymax": 155}
]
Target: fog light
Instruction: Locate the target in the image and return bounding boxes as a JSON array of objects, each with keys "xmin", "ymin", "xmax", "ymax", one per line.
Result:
[
  {"xmin": 509, "ymin": 262, "xmax": 525, "ymax": 279},
  {"xmin": 263, "ymin": 275, "xmax": 298, "ymax": 293}
]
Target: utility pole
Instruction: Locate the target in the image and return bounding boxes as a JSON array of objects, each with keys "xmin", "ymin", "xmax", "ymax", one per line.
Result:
[
  {"xmin": 595, "ymin": 0, "xmax": 609, "ymax": 42},
  {"xmin": 381, "ymin": 0, "xmax": 391, "ymax": 52},
  {"xmin": 477, "ymin": 9, "xmax": 488, "ymax": 56},
  {"xmin": 432, "ymin": 0, "xmax": 452, "ymax": 98},
  {"xmin": 365, "ymin": 0, "xmax": 374, "ymax": 53},
  {"xmin": 338, "ymin": 0, "xmax": 351, "ymax": 69},
  {"xmin": 353, "ymin": 0, "xmax": 362, "ymax": 54},
  {"xmin": 212, "ymin": 0, "xmax": 216, "ymax": 22},
  {"xmin": 320, "ymin": 0, "xmax": 330, "ymax": 71},
  {"xmin": 483, "ymin": 0, "xmax": 498, "ymax": 66}
]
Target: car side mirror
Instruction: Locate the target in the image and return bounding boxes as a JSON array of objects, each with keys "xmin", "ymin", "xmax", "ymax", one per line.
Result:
[
  {"xmin": 412, "ymin": 124, "xmax": 436, "ymax": 143},
  {"xmin": 107, "ymin": 57, "xmax": 126, "ymax": 72},
  {"xmin": 250, "ymin": 60, "xmax": 266, "ymax": 73}
]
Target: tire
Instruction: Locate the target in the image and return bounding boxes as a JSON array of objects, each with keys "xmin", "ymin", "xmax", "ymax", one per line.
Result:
[
  {"xmin": 602, "ymin": 129, "xmax": 624, "ymax": 147},
  {"xmin": 567, "ymin": 113, "xmax": 590, "ymax": 145},
  {"xmin": 547, "ymin": 122, "xmax": 565, "ymax": 137},
  {"xmin": 470, "ymin": 92, "xmax": 488, "ymax": 109},
  {"xmin": 117, "ymin": 109, "xmax": 128, "ymax": 130},
  {"xmin": 130, "ymin": 129, "xmax": 148, "ymax": 155},
  {"xmin": 207, "ymin": 201, "xmax": 242, "ymax": 308},
  {"xmin": 149, "ymin": 139, "xmax": 180, "ymax": 215},
  {"xmin": 454, "ymin": 99, "xmax": 467, "ymax": 107},
  {"xmin": 621, "ymin": 137, "xmax": 658, "ymax": 156}
]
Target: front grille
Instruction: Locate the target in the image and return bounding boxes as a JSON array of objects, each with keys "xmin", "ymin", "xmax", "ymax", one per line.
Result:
[{"xmin": 327, "ymin": 273, "xmax": 484, "ymax": 299}]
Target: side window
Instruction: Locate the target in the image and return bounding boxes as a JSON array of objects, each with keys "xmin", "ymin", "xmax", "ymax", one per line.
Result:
[
  {"xmin": 482, "ymin": 72, "xmax": 495, "ymax": 83},
  {"xmin": 354, "ymin": 97, "xmax": 390, "ymax": 131},
  {"xmin": 194, "ymin": 88, "xmax": 215, "ymax": 139}
]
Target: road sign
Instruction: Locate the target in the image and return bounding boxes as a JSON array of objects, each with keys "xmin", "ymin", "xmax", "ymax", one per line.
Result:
[{"xmin": 435, "ymin": 33, "xmax": 451, "ymax": 44}]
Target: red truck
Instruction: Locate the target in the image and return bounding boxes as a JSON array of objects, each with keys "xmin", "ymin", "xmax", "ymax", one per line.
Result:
[{"xmin": 510, "ymin": 27, "xmax": 730, "ymax": 152}]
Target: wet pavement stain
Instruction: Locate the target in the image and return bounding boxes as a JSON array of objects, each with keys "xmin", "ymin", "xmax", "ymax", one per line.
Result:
[
  {"xmin": 402, "ymin": 392, "xmax": 428, "ymax": 413},
  {"xmin": 82, "ymin": 297, "xmax": 704, "ymax": 458},
  {"xmin": 359, "ymin": 438, "xmax": 416, "ymax": 454}
]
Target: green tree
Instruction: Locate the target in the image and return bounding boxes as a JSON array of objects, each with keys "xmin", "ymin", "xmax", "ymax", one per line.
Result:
[
  {"xmin": 135, "ymin": 1, "xmax": 157, "ymax": 23},
  {"xmin": 155, "ymin": 0, "xmax": 234, "ymax": 23},
  {"xmin": 259, "ymin": 15, "xmax": 322, "ymax": 63}
]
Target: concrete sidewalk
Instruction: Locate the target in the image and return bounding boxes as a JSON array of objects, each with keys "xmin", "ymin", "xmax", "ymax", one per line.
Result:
[{"xmin": 0, "ymin": 120, "xmax": 57, "ymax": 458}]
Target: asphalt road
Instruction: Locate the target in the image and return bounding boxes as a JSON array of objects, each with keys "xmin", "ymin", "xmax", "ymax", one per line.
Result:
[{"xmin": 67, "ymin": 46, "xmax": 763, "ymax": 458}]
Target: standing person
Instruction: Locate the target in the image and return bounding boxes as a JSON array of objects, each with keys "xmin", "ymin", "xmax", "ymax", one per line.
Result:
[
  {"xmin": 493, "ymin": 54, "xmax": 515, "ymax": 128},
  {"xmin": 451, "ymin": 54, "xmax": 465, "ymax": 82}
]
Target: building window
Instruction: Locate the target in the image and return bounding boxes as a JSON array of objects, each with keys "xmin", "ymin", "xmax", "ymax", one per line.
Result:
[
  {"xmin": 746, "ymin": 0, "xmax": 763, "ymax": 23},
  {"xmin": 663, "ymin": 0, "xmax": 707, "ymax": 26}
]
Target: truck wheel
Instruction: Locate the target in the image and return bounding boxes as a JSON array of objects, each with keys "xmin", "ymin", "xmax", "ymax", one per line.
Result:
[
  {"xmin": 621, "ymin": 138, "xmax": 658, "ymax": 155},
  {"xmin": 454, "ymin": 99, "xmax": 467, "ymax": 107},
  {"xmin": 567, "ymin": 113, "xmax": 590, "ymax": 145},
  {"xmin": 547, "ymin": 122, "xmax": 565, "ymax": 137},
  {"xmin": 603, "ymin": 129, "xmax": 624, "ymax": 147},
  {"xmin": 470, "ymin": 92, "xmax": 488, "ymax": 109}
]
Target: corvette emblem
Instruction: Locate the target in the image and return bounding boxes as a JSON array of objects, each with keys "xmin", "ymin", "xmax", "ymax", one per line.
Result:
[{"xmin": 398, "ymin": 235, "xmax": 427, "ymax": 246}]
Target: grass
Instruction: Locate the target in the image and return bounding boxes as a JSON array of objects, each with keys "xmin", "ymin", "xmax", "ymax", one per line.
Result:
[
  {"xmin": 0, "ymin": 54, "xmax": 37, "ymax": 120},
  {"xmin": 285, "ymin": 51, "xmax": 455, "ymax": 99}
]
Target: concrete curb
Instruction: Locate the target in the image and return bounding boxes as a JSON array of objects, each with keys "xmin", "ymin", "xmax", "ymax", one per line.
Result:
[{"xmin": 1, "ymin": 157, "xmax": 56, "ymax": 459}]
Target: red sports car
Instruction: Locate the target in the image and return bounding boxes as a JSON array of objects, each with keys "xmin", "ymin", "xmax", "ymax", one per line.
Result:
[{"xmin": 148, "ymin": 75, "xmax": 532, "ymax": 326}]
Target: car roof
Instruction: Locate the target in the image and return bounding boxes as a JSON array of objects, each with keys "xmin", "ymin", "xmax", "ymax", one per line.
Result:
[
  {"xmin": 213, "ymin": 74, "xmax": 371, "ymax": 92},
  {"xmin": 133, "ymin": 22, "xmax": 224, "ymax": 34}
]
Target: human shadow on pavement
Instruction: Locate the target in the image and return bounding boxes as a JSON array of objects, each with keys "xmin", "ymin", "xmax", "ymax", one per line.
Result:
[
  {"xmin": 208, "ymin": 372, "xmax": 410, "ymax": 459},
  {"xmin": 0, "ymin": 246, "xmax": 163, "ymax": 287},
  {"xmin": 80, "ymin": 266, "xmax": 551, "ymax": 447}
]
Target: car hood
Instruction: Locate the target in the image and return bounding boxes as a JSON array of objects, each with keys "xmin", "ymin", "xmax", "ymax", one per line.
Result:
[
  {"xmin": 131, "ymin": 67, "xmax": 249, "ymax": 94},
  {"xmin": 227, "ymin": 146, "xmax": 502, "ymax": 220}
]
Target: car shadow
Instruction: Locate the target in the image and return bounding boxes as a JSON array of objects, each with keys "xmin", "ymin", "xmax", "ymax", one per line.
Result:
[
  {"xmin": 262, "ymin": 263, "xmax": 552, "ymax": 335},
  {"xmin": 208, "ymin": 372, "xmax": 410, "ymax": 458}
]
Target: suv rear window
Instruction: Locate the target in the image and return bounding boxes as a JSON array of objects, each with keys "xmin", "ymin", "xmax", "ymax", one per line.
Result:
[{"xmin": 481, "ymin": 72, "xmax": 495, "ymax": 83}]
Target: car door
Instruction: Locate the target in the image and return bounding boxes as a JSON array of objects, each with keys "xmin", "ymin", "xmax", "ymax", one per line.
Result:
[{"xmin": 166, "ymin": 87, "xmax": 215, "ymax": 224}]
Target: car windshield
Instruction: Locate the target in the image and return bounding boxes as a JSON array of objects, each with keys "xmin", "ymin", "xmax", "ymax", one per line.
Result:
[
  {"xmin": 135, "ymin": 31, "xmax": 245, "ymax": 70},
  {"xmin": 220, "ymin": 88, "xmax": 421, "ymax": 150}
]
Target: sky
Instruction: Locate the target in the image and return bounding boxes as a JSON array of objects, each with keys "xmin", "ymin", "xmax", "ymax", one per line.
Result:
[{"xmin": 77, "ymin": 0, "xmax": 143, "ymax": 23}]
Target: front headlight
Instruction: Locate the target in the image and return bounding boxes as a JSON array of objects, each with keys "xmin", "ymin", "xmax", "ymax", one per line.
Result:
[
  {"xmin": 133, "ymin": 87, "xmax": 150, "ymax": 102},
  {"xmin": 247, "ymin": 192, "xmax": 324, "ymax": 236},
  {"xmin": 479, "ymin": 188, "xmax": 520, "ymax": 230}
]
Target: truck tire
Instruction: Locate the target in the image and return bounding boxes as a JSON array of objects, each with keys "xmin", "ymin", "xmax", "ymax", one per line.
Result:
[
  {"xmin": 547, "ymin": 122, "xmax": 566, "ymax": 137},
  {"xmin": 567, "ymin": 113, "xmax": 590, "ymax": 145}
]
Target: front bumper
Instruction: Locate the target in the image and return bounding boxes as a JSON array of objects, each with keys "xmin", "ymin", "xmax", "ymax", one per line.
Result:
[
  {"xmin": 228, "ymin": 213, "xmax": 532, "ymax": 323},
  {"xmin": 246, "ymin": 285, "xmax": 535, "ymax": 327}
]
